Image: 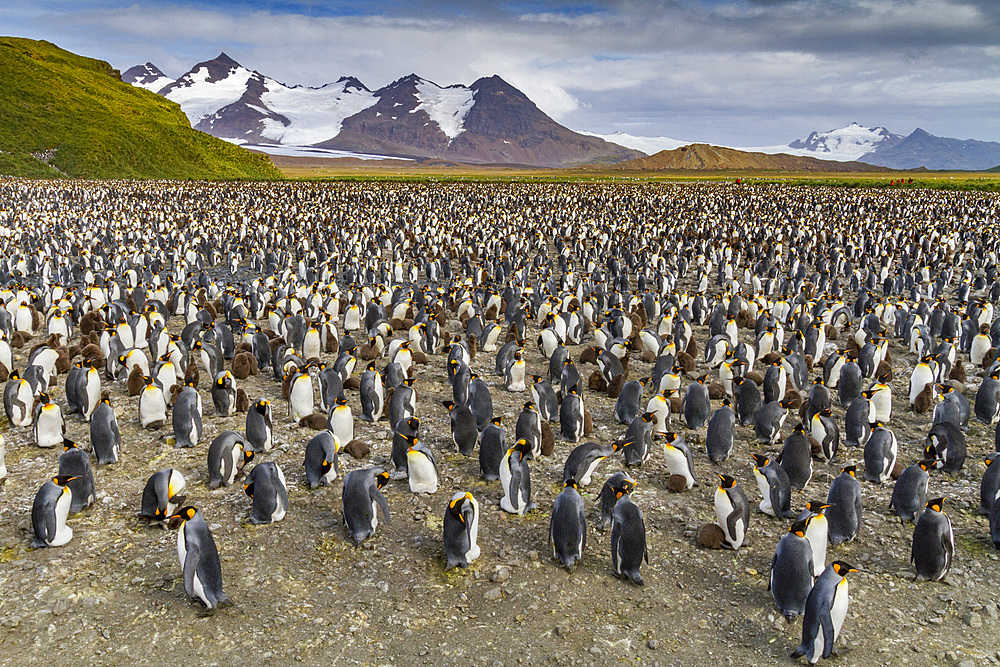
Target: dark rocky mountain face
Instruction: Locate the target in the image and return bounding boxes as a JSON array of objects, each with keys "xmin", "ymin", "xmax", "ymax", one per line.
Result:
[{"xmin": 860, "ymin": 128, "xmax": 1000, "ymax": 170}]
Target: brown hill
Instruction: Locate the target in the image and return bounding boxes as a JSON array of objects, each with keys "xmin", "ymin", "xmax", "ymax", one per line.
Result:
[{"xmin": 615, "ymin": 143, "xmax": 886, "ymax": 172}]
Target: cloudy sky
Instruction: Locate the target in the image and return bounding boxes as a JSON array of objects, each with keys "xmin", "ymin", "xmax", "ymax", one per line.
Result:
[{"xmin": 4, "ymin": 0, "xmax": 999, "ymax": 145}]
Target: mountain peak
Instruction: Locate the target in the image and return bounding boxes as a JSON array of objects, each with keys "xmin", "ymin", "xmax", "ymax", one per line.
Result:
[
  {"xmin": 213, "ymin": 52, "xmax": 241, "ymax": 67},
  {"xmin": 122, "ymin": 61, "xmax": 174, "ymax": 93}
]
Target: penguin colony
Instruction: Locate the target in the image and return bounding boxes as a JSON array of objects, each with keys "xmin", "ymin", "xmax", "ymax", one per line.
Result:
[{"xmin": 1, "ymin": 178, "xmax": 1000, "ymax": 661}]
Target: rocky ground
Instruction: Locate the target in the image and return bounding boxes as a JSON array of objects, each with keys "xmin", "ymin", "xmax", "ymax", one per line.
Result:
[{"xmin": 1, "ymin": 263, "xmax": 1000, "ymax": 666}]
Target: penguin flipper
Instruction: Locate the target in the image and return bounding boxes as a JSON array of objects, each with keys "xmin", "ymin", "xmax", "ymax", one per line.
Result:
[
  {"xmin": 578, "ymin": 506, "xmax": 587, "ymax": 555},
  {"xmin": 374, "ymin": 489, "xmax": 391, "ymax": 525},
  {"xmin": 820, "ymin": 599, "xmax": 837, "ymax": 659},
  {"xmin": 182, "ymin": 540, "xmax": 203, "ymax": 603}
]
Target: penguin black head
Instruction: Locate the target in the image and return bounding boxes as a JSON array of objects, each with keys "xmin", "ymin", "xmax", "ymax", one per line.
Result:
[
  {"xmin": 563, "ymin": 479, "xmax": 578, "ymax": 490},
  {"xmin": 812, "ymin": 376, "xmax": 824, "ymax": 385},
  {"xmin": 830, "ymin": 561, "xmax": 859, "ymax": 576},
  {"xmin": 442, "ymin": 400, "xmax": 455, "ymax": 410},
  {"xmin": 215, "ymin": 376, "xmax": 227, "ymax": 387},
  {"xmin": 375, "ymin": 471, "xmax": 390, "ymax": 489},
  {"xmin": 792, "ymin": 422, "xmax": 806, "ymax": 433},
  {"xmin": 615, "ymin": 478, "xmax": 637, "ymax": 499},
  {"xmin": 841, "ymin": 465, "xmax": 857, "ymax": 477},
  {"xmin": 641, "ymin": 411, "xmax": 655, "ymax": 423},
  {"xmin": 243, "ymin": 480, "xmax": 254, "ymax": 498},
  {"xmin": 167, "ymin": 506, "xmax": 198, "ymax": 524},
  {"xmin": 62, "ymin": 438, "xmax": 77, "ymax": 451},
  {"xmin": 52, "ymin": 475, "xmax": 78, "ymax": 486},
  {"xmin": 255, "ymin": 399, "xmax": 269, "ymax": 410},
  {"xmin": 805, "ymin": 500, "xmax": 832, "ymax": 514},
  {"xmin": 789, "ymin": 519, "xmax": 809, "ymax": 538},
  {"xmin": 38, "ymin": 391, "xmax": 52, "ymax": 405},
  {"xmin": 986, "ymin": 455, "xmax": 996, "ymax": 467},
  {"xmin": 406, "ymin": 417, "xmax": 420, "ymax": 430},
  {"xmin": 717, "ymin": 474, "xmax": 736, "ymax": 489},
  {"xmin": 510, "ymin": 438, "xmax": 532, "ymax": 456},
  {"xmin": 242, "ymin": 450, "xmax": 255, "ymax": 466},
  {"xmin": 336, "ymin": 396, "xmax": 349, "ymax": 407},
  {"xmin": 403, "ymin": 377, "xmax": 416, "ymax": 387},
  {"xmin": 926, "ymin": 497, "xmax": 946, "ymax": 513},
  {"xmin": 751, "ymin": 453, "xmax": 769, "ymax": 468},
  {"xmin": 721, "ymin": 397, "xmax": 732, "ymax": 407},
  {"xmin": 490, "ymin": 416, "xmax": 503, "ymax": 426}
]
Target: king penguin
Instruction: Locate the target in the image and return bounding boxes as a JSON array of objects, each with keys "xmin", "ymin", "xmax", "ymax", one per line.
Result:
[
  {"xmin": 444, "ymin": 492, "xmax": 480, "ymax": 570},
  {"xmin": 550, "ymin": 479, "xmax": 587, "ymax": 569},
  {"xmin": 715, "ymin": 474, "xmax": 750, "ymax": 550},
  {"xmin": 168, "ymin": 506, "xmax": 228, "ymax": 612}
]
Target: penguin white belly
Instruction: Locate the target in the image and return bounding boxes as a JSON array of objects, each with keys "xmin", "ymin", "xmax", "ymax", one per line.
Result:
[
  {"xmin": 224, "ymin": 445, "xmax": 242, "ymax": 485},
  {"xmin": 753, "ymin": 471, "xmax": 773, "ymax": 514},
  {"xmin": 271, "ymin": 467, "xmax": 288, "ymax": 522},
  {"xmin": 507, "ymin": 363, "xmax": 526, "ymax": 392},
  {"xmin": 289, "ymin": 380, "xmax": 314, "ymax": 422},
  {"xmin": 466, "ymin": 509, "xmax": 480, "ymax": 561},
  {"xmin": 873, "ymin": 389, "xmax": 891, "ymax": 422},
  {"xmin": 83, "ymin": 375, "xmax": 101, "ymax": 420},
  {"xmin": 971, "ymin": 336, "xmax": 990, "ymax": 366},
  {"xmin": 646, "ymin": 397, "xmax": 669, "ymax": 434},
  {"xmin": 35, "ymin": 409, "xmax": 63, "ymax": 448},
  {"xmin": 330, "ymin": 408, "xmax": 354, "ymax": 444},
  {"xmin": 407, "ymin": 454, "xmax": 438, "ymax": 493},
  {"xmin": 140, "ymin": 389, "xmax": 167, "ymax": 426},
  {"xmin": 828, "ymin": 580, "xmax": 850, "ymax": 648},
  {"xmin": 805, "ymin": 520, "xmax": 828, "ymax": 577},
  {"xmin": 909, "ymin": 367, "xmax": 933, "ymax": 404},
  {"xmin": 714, "ymin": 491, "xmax": 743, "ymax": 547},
  {"xmin": 50, "ymin": 491, "xmax": 74, "ymax": 546},
  {"xmin": 579, "ymin": 457, "xmax": 604, "ymax": 486},
  {"xmin": 14, "ymin": 383, "xmax": 34, "ymax": 426},
  {"xmin": 663, "ymin": 449, "xmax": 694, "ymax": 488}
]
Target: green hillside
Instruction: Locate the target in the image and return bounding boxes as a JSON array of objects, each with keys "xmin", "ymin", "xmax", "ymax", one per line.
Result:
[{"xmin": 0, "ymin": 37, "xmax": 282, "ymax": 180}]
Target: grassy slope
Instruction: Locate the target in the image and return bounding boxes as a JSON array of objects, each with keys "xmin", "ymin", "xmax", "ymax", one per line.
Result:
[{"xmin": 0, "ymin": 36, "xmax": 282, "ymax": 180}]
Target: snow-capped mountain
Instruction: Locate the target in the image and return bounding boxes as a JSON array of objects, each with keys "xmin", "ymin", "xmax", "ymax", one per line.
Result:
[
  {"xmin": 121, "ymin": 62, "xmax": 174, "ymax": 93},
  {"xmin": 124, "ymin": 53, "xmax": 640, "ymax": 166},
  {"xmin": 787, "ymin": 122, "xmax": 902, "ymax": 161}
]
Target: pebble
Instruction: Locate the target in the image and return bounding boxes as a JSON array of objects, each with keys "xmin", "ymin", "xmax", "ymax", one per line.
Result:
[
  {"xmin": 963, "ymin": 612, "xmax": 982, "ymax": 628},
  {"xmin": 484, "ymin": 588, "xmax": 502, "ymax": 601},
  {"xmin": 492, "ymin": 566, "xmax": 511, "ymax": 583},
  {"xmin": 647, "ymin": 639, "xmax": 659, "ymax": 650}
]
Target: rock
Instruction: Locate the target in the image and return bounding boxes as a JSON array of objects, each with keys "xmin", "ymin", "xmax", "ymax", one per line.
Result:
[
  {"xmin": 554, "ymin": 624, "xmax": 570, "ymax": 637},
  {"xmin": 492, "ymin": 566, "xmax": 511, "ymax": 582},
  {"xmin": 647, "ymin": 639, "xmax": 659, "ymax": 650},
  {"xmin": 484, "ymin": 587, "xmax": 502, "ymax": 601},
  {"xmin": 963, "ymin": 612, "xmax": 982, "ymax": 628}
]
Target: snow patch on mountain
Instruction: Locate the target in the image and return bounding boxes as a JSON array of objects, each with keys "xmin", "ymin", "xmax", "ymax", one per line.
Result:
[
  {"xmin": 578, "ymin": 131, "xmax": 690, "ymax": 155},
  {"xmin": 259, "ymin": 79, "xmax": 378, "ymax": 145},
  {"xmin": 787, "ymin": 122, "xmax": 900, "ymax": 160},
  {"xmin": 411, "ymin": 79, "xmax": 474, "ymax": 140},
  {"xmin": 164, "ymin": 65, "xmax": 255, "ymax": 126}
]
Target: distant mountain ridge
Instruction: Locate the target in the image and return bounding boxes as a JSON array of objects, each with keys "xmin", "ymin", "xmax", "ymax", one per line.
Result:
[
  {"xmin": 125, "ymin": 53, "xmax": 640, "ymax": 167},
  {"xmin": 614, "ymin": 143, "xmax": 885, "ymax": 172}
]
